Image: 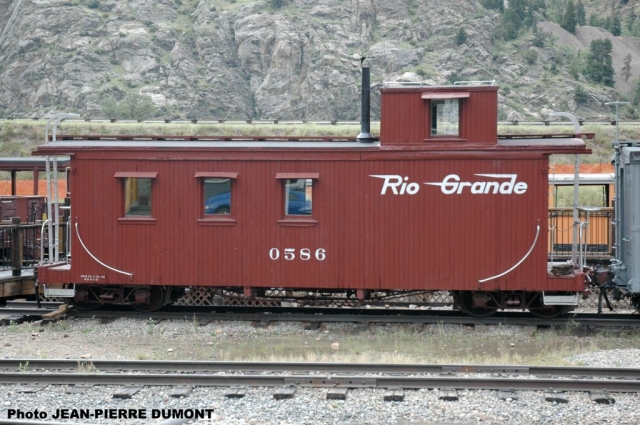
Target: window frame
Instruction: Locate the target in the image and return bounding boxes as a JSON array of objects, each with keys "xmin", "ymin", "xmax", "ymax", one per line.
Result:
[
  {"xmin": 275, "ymin": 172, "xmax": 319, "ymax": 227},
  {"xmin": 114, "ymin": 171, "xmax": 158, "ymax": 225},
  {"xmin": 422, "ymin": 92, "xmax": 468, "ymax": 143},
  {"xmin": 195, "ymin": 172, "xmax": 238, "ymax": 226}
]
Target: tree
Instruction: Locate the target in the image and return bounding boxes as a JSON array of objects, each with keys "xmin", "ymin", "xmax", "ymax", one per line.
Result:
[
  {"xmin": 569, "ymin": 51, "xmax": 584, "ymax": 80},
  {"xmin": 576, "ymin": 1, "xmax": 586, "ymax": 26},
  {"xmin": 523, "ymin": 49, "xmax": 538, "ymax": 64},
  {"xmin": 455, "ymin": 27, "xmax": 467, "ymax": 46},
  {"xmin": 101, "ymin": 93, "xmax": 157, "ymax": 121},
  {"xmin": 610, "ymin": 15, "xmax": 621, "ymax": 36},
  {"xmin": 532, "ymin": 26, "xmax": 546, "ymax": 47},
  {"xmin": 632, "ymin": 19, "xmax": 640, "ymax": 37},
  {"xmin": 502, "ymin": 8, "xmax": 521, "ymax": 40},
  {"xmin": 101, "ymin": 97, "xmax": 119, "ymax": 120},
  {"xmin": 622, "ymin": 53, "xmax": 632, "ymax": 81},
  {"xmin": 561, "ymin": 0, "xmax": 577, "ymax": 33},
  {"xmin": 480, "ymin": 0, "xmax": 503, "ymax": 13},
  {"xmin": 584, "ymin": 39, "xmax": 615, "ymax": 87},
  {"xmin": 632, "ymin": 78, "xmax": 640, "ymax": 107},
  {"xmin": 574, "ymin": 84, "xmax": 588, "ymax": 104},
  {"xmin": 268, "ymin": 0, "xmax": 285, "ymax": 8},
  {"xmin": 120, "ymin": 94, "xmax": 157, "ymax": 121}
]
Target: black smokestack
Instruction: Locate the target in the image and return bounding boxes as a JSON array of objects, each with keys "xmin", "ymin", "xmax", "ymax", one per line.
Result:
[{"xmin": 357, "ymin": 61, "xmax": 374, "ymax": 143}]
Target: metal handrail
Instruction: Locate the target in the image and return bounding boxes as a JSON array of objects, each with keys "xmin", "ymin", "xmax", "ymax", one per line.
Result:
[{"xmin": 40, "ymin": 219, "xmax": 50, "ymax": 263}]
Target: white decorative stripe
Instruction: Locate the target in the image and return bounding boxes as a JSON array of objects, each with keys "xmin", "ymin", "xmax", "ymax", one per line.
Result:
[
  {"xmin": 75, "ymin": 223, "xmax": 133, "ymax": 278},
  {"xmin": 479, "ymin": 222, "xmax": 540, "ymax": 283}
]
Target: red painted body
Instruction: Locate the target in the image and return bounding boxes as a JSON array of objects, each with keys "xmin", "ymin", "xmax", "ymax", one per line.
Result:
[{"xmin": 35, "ymin": 85, "xmax": 589, "ymax": 295}]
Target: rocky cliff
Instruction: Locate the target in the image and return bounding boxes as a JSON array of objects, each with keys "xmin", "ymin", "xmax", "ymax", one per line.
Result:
[{"xmin": 0, "ymin": 0, "xmax": 638, "ymax": 121}]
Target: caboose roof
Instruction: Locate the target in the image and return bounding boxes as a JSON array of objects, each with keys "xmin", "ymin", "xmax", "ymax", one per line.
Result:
[{"xmin": 32, "ymin": 136, "xmax": 588, "ymax": 156}]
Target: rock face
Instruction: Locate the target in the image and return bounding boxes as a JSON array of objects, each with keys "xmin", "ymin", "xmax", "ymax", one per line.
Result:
[{"xmin": 0, "ymin": 0, "xmax": 636, "ymax": 120}]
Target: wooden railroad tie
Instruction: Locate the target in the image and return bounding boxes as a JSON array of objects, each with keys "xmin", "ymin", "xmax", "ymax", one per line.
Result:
[
  {"xmin": 326, "ymin": 388, "xmax": 348, "ymax": 400},
  {"xmin": 383, "ymin": 388, "xmax": 404, "ymax": 402},
  {"xmin": 438, "ymin": 389, "xmax": 459, "ymax": 401},
  {"xmin": 112, "ymin": 386, "xmax": 143, "ymax": 399},
  {"xmin": 497, "ymin": 389, "xmax": 518, "ymax": 401},
  {"xmin": 589, "ymin": 392, "xmax": 615, "ymax": 405},
  {"xmin": 225, "ymin": 387, "xmax": 248, "ymax": 399},
  {"xmin": 273, "ymin": 386, "xmax": 296, "ymax": 400},
  {"xmin": 544, "ymin": 390, "xmax": 569, "ymax": 403},
  {"xmin": 169, "ymin": 386, "xmax": 193, "ymax": 398},
  {"xmin": 16, "ymin": 385, "xmax": 47, "ymax": 394}
]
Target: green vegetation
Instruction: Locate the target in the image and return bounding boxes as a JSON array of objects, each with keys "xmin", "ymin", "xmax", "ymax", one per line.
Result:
[
  {"xmin": 1, "ymin": 120, "xmax": 638, "ymax": 166},
  {"xmin": 522, "ymin": 49, "xmax": 538, "ymax": 64},
  {"xmin": 554, "ymin": 185, "xmax": 609, "ymax": 208},
  {"xmin": 574, "ymin": 84, "xmax": 588, "ymax": 104},
  {"xmin": 584, "ymin": 39, "xmax": 615, "ymax": 87},
  {"xmin": 561, "ymin": 0, "xmax": 577, "ymax": 33},
  {"xmin": 455, "ymin": 27, "xmax": 467, "ymax": 46},
  {"xmin": 267, "ymin": 0, "xmax": 285, "ymax": 9},
  {"xmin": 101, "ymin": 94, "xmax": 157, "ymax": 121}
]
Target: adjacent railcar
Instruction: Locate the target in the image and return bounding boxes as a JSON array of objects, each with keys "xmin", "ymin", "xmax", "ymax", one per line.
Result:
[
  {"xmin": 34, "ymin": 77, "xmax": 592, "ymax": 317},
  {"xmin": 548, "ymin": 173, "xmax": 614, "ymax": 262}
]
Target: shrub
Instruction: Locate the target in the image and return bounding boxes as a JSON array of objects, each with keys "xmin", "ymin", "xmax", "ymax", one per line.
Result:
[
  {"xmin": 523, "ymin": 49, "xmax": 538, "ymax": 64},
  {"xmin": 455, "ymin": 27, "xmax": 467, "ymax": 46}
]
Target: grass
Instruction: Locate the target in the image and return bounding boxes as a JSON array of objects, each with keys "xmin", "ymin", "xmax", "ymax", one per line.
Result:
[
  {"xmin": 3, "ymin": 319, "xmax": 640, "ymax": 366},
  {"xmin": 200, "ymin": 324, "xmax": 639, "ymax": 366},
  {"xmin": 77, "ymin": 360, "xmax": 96, "ymax": 373},
  {"xmin": 1, "ymin": 120, "xmax": 638, "ymax": 165}
]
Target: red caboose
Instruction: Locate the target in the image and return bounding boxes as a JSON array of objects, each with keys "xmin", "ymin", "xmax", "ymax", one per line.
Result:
[{"xmin": 34, "ymin": 79, "xmax": 590, "ymax": 317}]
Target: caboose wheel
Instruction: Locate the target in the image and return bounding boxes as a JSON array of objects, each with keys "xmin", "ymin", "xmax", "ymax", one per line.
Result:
[
  {"xmin": 133, "ymin": 286, "xmax": 167, "ymax": 312},
  {"xmin": 456, "ymin": 291, "xmax": 497, "ymax": 318},
  {"xmin": 529, "ymin": 306, "xmax": 569, "ymax": 319}
]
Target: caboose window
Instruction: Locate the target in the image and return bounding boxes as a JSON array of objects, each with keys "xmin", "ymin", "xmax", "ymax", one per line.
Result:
[
  {"xmin": 114, "ymin": 172, "xmax": 158, "ymax": 219},
  {"xmin": 204, "ymin": 179, "xmax": 232, "ymax": 215},
  {"xmin": 431, "ymin": 99, "xmax": 459, "ymax": 136},
  {"xmin": 285, "ymin": 179, "xmax": 313, "ymax": 216},
  {"xmin": 194, "ymin": 172, "xmax": 238, "ymax": 225},
  {"xmin": 124, "ymin": 178, "xmax": 152, "ymax": 216},
  {"xmin": 275, "ymin": 173, "xmax": 319, "ymax": 225}
]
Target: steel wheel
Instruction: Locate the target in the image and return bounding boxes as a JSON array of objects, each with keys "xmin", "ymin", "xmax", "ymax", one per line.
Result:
[
  {"xmin": 456, "ymin": 291, "xmax": 497, "ymax": 318},
  {"xmin": 133, "ymin": 286, "xmax": 167, "ymax": 312}
]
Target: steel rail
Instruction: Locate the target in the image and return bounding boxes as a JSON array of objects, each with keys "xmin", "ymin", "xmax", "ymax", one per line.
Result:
[
  {"xmin": 2, "ymin": 304, "xmax": 639, "ymax": 327},
  {"xmin": 1, "ymin": 372, "xmax": 640, "ymax": 392},
  {"xmin": 0, "ymin": 360, "xmax": 639, "ymax": 379},
  {"xmin": 65, "ymin": 309, "xmax": 640, "ymax": 327}
]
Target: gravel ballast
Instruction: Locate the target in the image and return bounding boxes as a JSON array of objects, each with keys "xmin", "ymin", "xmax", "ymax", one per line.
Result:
[{"xmin": 2, "ymin": 317, "xmax": 640, "ymax": 424}]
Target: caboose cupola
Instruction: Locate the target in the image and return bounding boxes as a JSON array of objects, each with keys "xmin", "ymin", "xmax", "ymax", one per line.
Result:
[{"xmin": 380, "ymin": 83, "xmax": 498, "ymax": 146}]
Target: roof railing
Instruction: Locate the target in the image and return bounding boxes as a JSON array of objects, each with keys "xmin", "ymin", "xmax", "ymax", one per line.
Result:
[
  {"xmin": 382, "ymin": 81, "xmax": 424, "ymax": 88},
  {"xmin": 453, "ymin": 80, "xmax": 496, "ymax": 86}
]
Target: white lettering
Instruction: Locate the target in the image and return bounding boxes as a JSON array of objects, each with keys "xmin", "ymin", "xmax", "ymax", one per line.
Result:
[
  {"xmin": 425, "ymin": 174, "xmax": 528, "ymax": 195},
  {"xmin": 370, "ymin": 174, "xmax": 403, "ymax": 195},
  {"xmin": 470, "ymin": 182, "xmax": 486, "ymax": 194},
  {"xmin": 406, "ymin": 182, "xmax": 420, "ymax": 195},
  {"xmin": 514, "ymin": 182, "xmax": 528, "ymax": 194},
  {"xmin": 371, "ymin": 174, "xmax": 528, "ymax": 196},
  {"xmin": 439, "ymin": 174, "xmax": 460, "ymax": 195}
]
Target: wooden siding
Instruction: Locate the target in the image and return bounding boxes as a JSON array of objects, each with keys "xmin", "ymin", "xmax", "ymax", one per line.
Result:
[
  {"xmin": 380, "ymin": 86, "xmax": 498, "ymax": 146},
  {"xmin": 40, "ymin": 148, "xmax": 584, "ymax": 293}
]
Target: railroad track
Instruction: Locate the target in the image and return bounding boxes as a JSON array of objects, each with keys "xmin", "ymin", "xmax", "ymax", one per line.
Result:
[
  {"xmin": 1, "ymin": 301, "xmax": 639, "ymax": 327},
  {"xmin": 0, "ymin": 359, "xmax": 639, "ymax": 377},
  {"xmin": 0, "ymin": 360, "xmax": 638, "ymax": 399}
]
